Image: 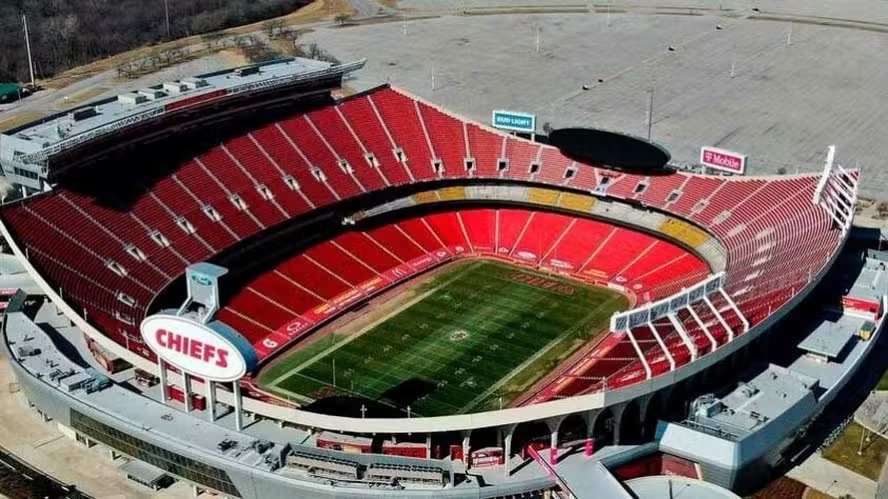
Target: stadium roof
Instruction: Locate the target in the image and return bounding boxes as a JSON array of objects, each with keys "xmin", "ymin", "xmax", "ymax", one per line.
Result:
[
  {"xmin": 788, "ymin": 313, "xmax": 876, "ymax": 391},
  {"xmin": 698, "ymin": 366, "xmax": 817, "ymax": 439},
  {"xmin": 856, "ymin": 391, "xmax": 888, "ymax": 439},
  {"xmin": 849, "ymin": 265, "xmax": 888, "ymax": 302},
  {"xmin": 3, "ymin": 304, "xmax": 479, "ymax": 495},
  {"xmin": 119, "ymin": 459, "xmax": 168, "ymax": 486},
  {"xmin": 625, "ymin": 476, "xmax": 741, "ymax": 499},
  {"xmin": 797, "ymin": 320, "xmax": 854, "ymax": 359},
  {"xmin": 553, "ymin": 455, "xmax": 633, "ymax": 499},
  {"xmin": 0, "ymin": 57, "xmax": 363, "ymax": 164}
]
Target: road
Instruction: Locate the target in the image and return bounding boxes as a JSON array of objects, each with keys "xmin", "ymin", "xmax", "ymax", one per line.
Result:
[
  {"xmin": 349, "ymin": 0, "xmax": 396, "ymax": 19},
  {"xmin": 787, "ymin": 453, "xmax": 877, "ymax": 499}
]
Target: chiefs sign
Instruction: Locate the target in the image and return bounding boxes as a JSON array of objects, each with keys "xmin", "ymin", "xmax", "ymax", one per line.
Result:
[{"xmin": 141, "ymin": 315, "xmax": 249, "ymax": 382}]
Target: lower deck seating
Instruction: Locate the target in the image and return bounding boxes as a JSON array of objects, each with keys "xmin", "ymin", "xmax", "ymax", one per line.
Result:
[
  {"xmin": 0, "ymin": 85, "xmax": 846, "ymax": 398},
  {"xmin": 218, "ymin": 208, "xmax": 708, "ymax": 354}
]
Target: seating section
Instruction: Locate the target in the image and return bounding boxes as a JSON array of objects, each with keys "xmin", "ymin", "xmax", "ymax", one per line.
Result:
[
  {"xmin": 0, "ymin": 85, "xmax": 846, "ymax": 398},
  {"xmin": 284, "ymin": 449, "xmax": 446, "ymax": 487},
  {"xmin": 658, "ymin": 218, "xmax": 710, "ymax": 248},
  {"xmin": 286, "ymin": 451, "xmax": 360, "ymax": 480},
  {"xmin": 366, "ymin": 463, "xmax": 446, "ymax": 487},
  {"xmin": 216, "ymin": 208, "xmax": 708, "ymax": 355}
]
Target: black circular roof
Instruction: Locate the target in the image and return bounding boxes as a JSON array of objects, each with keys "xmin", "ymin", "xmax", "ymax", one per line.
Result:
[{"xmin": 549, "ymin": 128, "xmax": 671, "ymax": 173}]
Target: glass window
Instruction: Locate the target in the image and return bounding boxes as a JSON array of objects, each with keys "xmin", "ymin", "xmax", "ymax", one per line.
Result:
[{"xmin": 70, "ymin": 410, "xmax": 240, "ymax": 496}]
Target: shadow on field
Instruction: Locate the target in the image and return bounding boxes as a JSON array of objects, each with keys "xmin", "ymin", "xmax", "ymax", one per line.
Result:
[
  {"xmin": 379, "ymin": 378, "xmax": 437, "ymax": 408},
  {"xmin": 300, "ymin": 378, "xmax": 438, "ymax": 418},
  {"xmin": 302, "ymin": 396, "xmax": 403, "ymax": 419}
]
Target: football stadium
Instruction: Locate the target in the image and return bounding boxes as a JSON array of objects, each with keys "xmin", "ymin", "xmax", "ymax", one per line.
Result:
[{"xmin": 0, "ymin": 27, "xmax": 883, "ymax": 498}]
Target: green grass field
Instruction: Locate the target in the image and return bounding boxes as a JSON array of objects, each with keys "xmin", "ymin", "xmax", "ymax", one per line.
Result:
[
  {"xmin": 822, "ymin": 421, "xmax": 888, "ymax": 480},
  {"xmin": 257, "ymin": 260, "xmax": 627, "ymax": 417}
]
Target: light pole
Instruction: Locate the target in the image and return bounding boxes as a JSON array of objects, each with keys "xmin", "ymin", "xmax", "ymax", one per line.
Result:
[
  {"xmin": 646, "ymin": 85, "xmax": 654, "ymax": 141},
  {"xmin": 163, "ymin": 0, "xmax": 171, "ymax": 39},
  {"xmin": 21, "ymin": 14, "xmax": 35, "ymax": 87}
]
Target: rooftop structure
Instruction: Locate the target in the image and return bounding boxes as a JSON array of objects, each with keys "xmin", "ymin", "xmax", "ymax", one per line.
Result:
[
  {"xmin": 855, "ymin": 391, "xmax": 888, "ymax": 443},
  {"xmin": 0, "ymin": 57, "xmax": 365, "ymax": 191},
  {"xmin": 0, "ymin": 79, "xmax": 856, "ymax": 434},
  {"xmin": 3, "ymin": 297, "xmax": 474, "ymax": 497},
  {"xmin": 624, "ymin": 476, "xmax": 741, "ymax": 499},
  {"xmin": 657, "ymin": 250, "xmax": 887, "ymax": 492},
  {"xmin": 685, "ymin": 366, "xmax": 818, "ymax": 441},
  {"xmin": 797, "ymin": 318, "xmax": 854, "ymax": 360}
]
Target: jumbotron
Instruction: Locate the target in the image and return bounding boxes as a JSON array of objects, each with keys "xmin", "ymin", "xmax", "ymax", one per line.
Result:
[{"xmin": 0, "ymin": 57, "xmax": 877, "ymax": 499}]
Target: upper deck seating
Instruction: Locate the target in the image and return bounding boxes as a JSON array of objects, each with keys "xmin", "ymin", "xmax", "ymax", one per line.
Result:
[{"xmin": 0, "ymin": 85, "xmax": 846, "ymax": 392}]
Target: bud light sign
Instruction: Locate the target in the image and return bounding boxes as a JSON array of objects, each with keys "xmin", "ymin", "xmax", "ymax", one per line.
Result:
[
  {"xmin": 700, "ymin": 146, "xmax": 746, "ymax": 174},
  {"xmin": 492, "ymin": 110, "xmax": 536, "ymax": 133}
]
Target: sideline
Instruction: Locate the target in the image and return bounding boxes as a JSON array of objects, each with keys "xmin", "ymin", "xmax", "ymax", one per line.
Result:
[{"xmin": 268, "ymin": 260, "xmax": 482, "ymax": 388}]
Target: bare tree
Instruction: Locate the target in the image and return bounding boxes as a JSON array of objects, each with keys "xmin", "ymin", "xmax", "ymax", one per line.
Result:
[
  {"xmin": 262, "ymin": 19, "xmax": 285, "ymax": 39},
  {"xmin": 0, "ymin": 0, "xmax": 310, "ymax": 82},
  {"xmin": 542, "ymin": 122, "xmax": 553, "ymax": 135}
]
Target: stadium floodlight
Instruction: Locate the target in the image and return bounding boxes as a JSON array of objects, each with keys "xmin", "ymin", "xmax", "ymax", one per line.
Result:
[
  {"xmin": 163, "ymin": 0, "xmax": 171, "ymax": 39},
  {"xmin": 21, "ymin": 14, "xmax": 35, "ymax": 87},
  {"xmin": 646, "ymin": 85, "xmax": 654, "ymax": 141}
]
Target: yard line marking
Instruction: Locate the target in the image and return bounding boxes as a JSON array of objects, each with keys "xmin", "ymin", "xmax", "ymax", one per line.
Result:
[
  {"xmin": 268, "ymin": 260, "xmax": 628, "ymax": 416},
  {"xmin": 270, "ymin": 262, "xmax": 481, "ymax": 388},
  {"xmin": 459, "ymin": 293, "xmax": 624, "ymax": 413}
]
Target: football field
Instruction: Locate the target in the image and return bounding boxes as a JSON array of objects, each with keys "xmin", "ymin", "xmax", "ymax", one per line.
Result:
[{"xmin": 258, "ymin": 260, "xmax": 627, "ymax": 417}]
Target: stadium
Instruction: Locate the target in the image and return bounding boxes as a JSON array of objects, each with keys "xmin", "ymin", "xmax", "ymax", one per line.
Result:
[{"xmin": 0, "ymin": 51, "xmax": 879, "ymax": 499}]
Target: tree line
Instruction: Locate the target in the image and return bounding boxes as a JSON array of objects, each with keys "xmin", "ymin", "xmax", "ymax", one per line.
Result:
[{"xmin": 0, "ymin": 0, "xmax": 311, "ymax": 83}]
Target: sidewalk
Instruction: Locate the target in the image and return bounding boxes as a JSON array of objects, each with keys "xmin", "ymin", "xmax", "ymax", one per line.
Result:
[
  {"xmin": 0, "ymin": 354, "xmax": 191, "ymax": 498},
  {"xmin": 877, "ymin": 456, "xmax": 888, "ymax": 499},
  {"xmin": 787, "ymin": 452, "xmax": 876, "ymax": 499}
]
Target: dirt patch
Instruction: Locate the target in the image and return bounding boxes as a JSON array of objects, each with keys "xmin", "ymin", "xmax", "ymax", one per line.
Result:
[
  {"xmin": 0, "ymin": 111, "xmax": 45, "ymax": 133},
  {"xmin": 216, "ymin": 49, "xmax": 251, "ymax": 68},
  {"xmin": 462, "ymin": 6, "xmax": 589, "ymax": 16},
  {"xmin": 52, "ymin": 87, "xmax": 108, "ymax": 110}
]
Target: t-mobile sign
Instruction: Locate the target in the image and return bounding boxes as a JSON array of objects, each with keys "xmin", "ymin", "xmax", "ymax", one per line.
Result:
[{"xmin": 700, "ymin": 146, "xmax": 747, "ymax": 174}]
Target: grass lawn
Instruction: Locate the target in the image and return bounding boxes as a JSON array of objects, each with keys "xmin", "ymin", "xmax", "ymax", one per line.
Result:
[
  {"xmin": 822, "ymin": 421, "xmax": 888, "ymax": 480},
  {"xmin": 876, "ymin": 363, "xmax": 888, "ymax": 391},
  {"xmin": 258, "ymin": 259, "xmax": 627, "ymax": 416}
]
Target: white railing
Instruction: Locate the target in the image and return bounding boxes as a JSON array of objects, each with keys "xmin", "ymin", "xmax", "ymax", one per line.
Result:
[{"xmin": 610, "ymin": 272, "xmax": 726, "ymax": 332}]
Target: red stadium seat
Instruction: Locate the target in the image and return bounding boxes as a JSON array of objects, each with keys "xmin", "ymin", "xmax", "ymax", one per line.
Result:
[{"xmin": 0, "ymin": 85, "xmax": 845, "ymax": 393}]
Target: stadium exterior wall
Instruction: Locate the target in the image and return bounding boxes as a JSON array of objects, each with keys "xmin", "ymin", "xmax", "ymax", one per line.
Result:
[
  {"xmin": 1, "ymin": 335, "xmax": 555, "ymax": 498},
  {"xmin": 0, "ymin": 211, "xmax": 848, "ymax": 435}
]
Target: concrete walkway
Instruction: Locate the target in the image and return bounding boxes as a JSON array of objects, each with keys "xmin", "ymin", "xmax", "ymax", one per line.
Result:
[
  {"xmin": 0, "ymin": 354, "xmax": 191, "ymax": 498},
  {"xmin": 787, "ymin": 452, "xmax": 876, "ymax": 499},
  {"xmin": 877, "ymin": 456, "xmax": 888, "ymax": 499}
]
